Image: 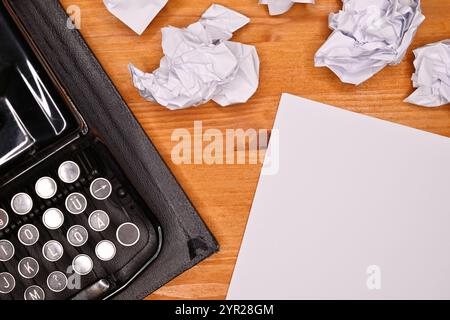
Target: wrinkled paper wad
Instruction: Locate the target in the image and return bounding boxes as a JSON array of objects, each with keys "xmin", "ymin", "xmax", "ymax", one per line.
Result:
[
  {"xmin": 103, "ymin": 0, "xmax": 168, "ymax": 35},
  {"xmin": 129, "ymin": 4, "xmax": 260, "ymax": 110},
  {"xmin": 259, "ymin": 0, "xmax": 315, "ymax": 16},
  {"xmin": 405, "ymin": 40, "xmax": 450, "ymax": 107},
  {"xmin": 315, "ymin": 0, "xmax": 425, "ymax": 85}
]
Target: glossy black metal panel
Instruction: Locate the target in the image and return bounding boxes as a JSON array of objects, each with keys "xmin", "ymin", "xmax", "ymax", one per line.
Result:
[{"xmin": 0, "ymin": 6, "xmax": 80, "ymax": 174}]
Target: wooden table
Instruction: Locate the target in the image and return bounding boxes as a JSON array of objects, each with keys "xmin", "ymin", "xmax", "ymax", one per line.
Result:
[{"xmin": 59, "ymin": 0, "xmax": 450, "ymax": 299}]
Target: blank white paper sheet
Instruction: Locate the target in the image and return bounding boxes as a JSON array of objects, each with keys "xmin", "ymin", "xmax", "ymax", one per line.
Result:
[{"xmin": 228, "ymin": 94, "xmax": 450, "ymax": 300}]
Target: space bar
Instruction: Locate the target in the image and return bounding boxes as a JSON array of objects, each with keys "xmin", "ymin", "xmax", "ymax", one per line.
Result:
[{"xmin": 72, "ymin": 279, "xmax": 111, "ymax": 300}]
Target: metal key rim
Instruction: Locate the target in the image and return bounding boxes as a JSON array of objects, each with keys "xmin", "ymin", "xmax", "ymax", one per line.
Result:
[
  {"xmin": 47, "ymin": 271, "xmax": 68, "ymax": 293},
  {"xmin": 67, "ymin": 225, "xmax": 89, "ymax": 247},
  {"xmin": 10, "ymin": 193, "xmax": 33, "ymax": 215},
  {"xmin": 65, "ymin": 192, "xmax": 87, "ymax": 215},
  {"xmin": 0, "ymin": 272, "xmax": 15, "ymax": 294},
  {"xmin": 88, "ymin": 210, "xmax": 110, "ymax": 232},
  {"xmin": 90, "ymin": 178, "xmax": 112, "ymax": 200},
  {"xmin": 35, "ymin": 176, "xmax": 57, "ymax": 199},
  {"xmin": 42, "ymin": 240, "xmax": 64, "ymax": 262},
  {"xmin": 42, "ymin": 208, "xmax": 65, "ymax": 230},
  {"xmin": 23, "ymin": 285, "xmax": 45, "ymax": 300},
  {"xmin": 17, "ymin": 257, "xmax": 39, "ymax": 279},
  {"xmin": 95, "ymin": 240, "xmax": 116, "ymax": 261},
  {"xmin": 0, "ymin": 209, "xmax": 9, "ymax": 231},
  {"xmin": 116, "ymin": 222, "xmax": 140, "ymax": 247},
  {"xmin": 72, "ymin": 254, "xmax": 93, "ymax": 276},
  {"xmin": 0, "ymin": 240, "xmax": 15, "ymax": 262},
  {"xmin": 18, "ymin": 224, "xmax": 39, "ymax": 246},
  {"xmin": 58, "ymin": 161, "xmax": 80, "ymax": 184}
]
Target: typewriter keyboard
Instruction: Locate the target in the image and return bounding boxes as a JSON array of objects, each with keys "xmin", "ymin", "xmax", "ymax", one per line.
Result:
[{"xmin": 0, "ymin": 138, "xmax": 161, "ymax": 300}]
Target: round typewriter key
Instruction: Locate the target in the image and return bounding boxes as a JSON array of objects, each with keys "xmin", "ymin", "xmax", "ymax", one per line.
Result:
[
  {"xmin": 90, "ymin": 178, "xmax": 112, "ymax": 200},
  {"xmin": 11, "ymin": 193, "xmax": 33, "ymax": 215},
  {"xmin": 18, "ymin": 224, "xmax": 39, "ymax": 246},
  {"xmin": 72, "ymin": 254, "xmax": 93, "ymax": 275},
  {"xmin": 42, "ymin": 240, "xmax": 64, "ymax": 262},
  {"xmin": 0, "ymin": 272, "xmax": 15, "ymax": 294},
  {"xmin": 0, "ymin": 240, "xmax": 14, "ymax": 262},
  {"xmin": 95, "ymin": 240, "xmax": 116, "ymax": 261},
  {"xmin": 35, "ymin": 177, "xmax": 57, "ymax": 199},
  {"xmin": 47, "ymin": 271, "xmax": 68, "ymax": 293},
  {"xmin": 88, "ymin": 210, "xmax": 110, "ymax": 232},
  {"xmin": 58, "ymin": 161, "xmax": 80, "ymax": 184},
  {"xmin": 24, "ymin": 285, "xmax": 45, "ymax": 300},
  {"xmin": 42, "ymin": 208, "xmax": 64, "ymax": 230},
  {"xmin": 0, "ymin": 209, "xmax": 9, "ymax": 230},
  {"xmin": 67, "ymin": 225, "xmax": 88, "ymax": 247},
  {"xmin": 18, "ymin": 257, "xmax": 39, "ymax": 279},
  {"xmin": 116, "ymin": 223, "xmax": 140, "ymax": 247},
  {"xmin": 65, "ymin": 193, "xmax": 87, "ymax": 215}
]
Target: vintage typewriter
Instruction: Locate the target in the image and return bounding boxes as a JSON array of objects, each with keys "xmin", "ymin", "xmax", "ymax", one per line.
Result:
[{"xmin": 0, "ymin": 4, "xmax": 162, "ymax": 300}]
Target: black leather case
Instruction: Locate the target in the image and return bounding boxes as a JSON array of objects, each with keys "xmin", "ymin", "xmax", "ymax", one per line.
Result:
[{"xmin": 5, "ymin": 0, "xmax": 218, "ymax": 299}]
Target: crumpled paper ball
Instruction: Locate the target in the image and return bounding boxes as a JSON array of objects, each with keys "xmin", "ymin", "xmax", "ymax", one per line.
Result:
[
  {"xmin": 129, "ymin": 4, "xmax": 260, "ymax": 110},
  {"xmin": 103, "ymin": 0, "xmax": 168, "ymax": 35},
  {"xmin": 259, "ymin": 0, "xmax": 315, "ymax": 16},
  {"xmin": 315, "ymin": 0, "xmax": 425, "ymax": 85},
  {"xmin": 405, "ymin": 40, "xmax": 450, "ymax": 107}
]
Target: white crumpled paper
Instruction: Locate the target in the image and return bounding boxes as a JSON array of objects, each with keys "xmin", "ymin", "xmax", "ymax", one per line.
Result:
[
  {"xmin": 129, "ymin": 4, "xmax": 260, "ymax": 110},
  {"xmin": 315, "ymin": 0, "xmax": 425, "ymax": 85},
  {"xmin": 405, "ymin": 40, "xmax": 450, "ymax": 107},
  {"xmin": 259, "ymin": 0, "xmax": 315, "ymax": 16},
  {"xmin": 103, "ymin": 0, "xmax": 168, "ymax": 35}
]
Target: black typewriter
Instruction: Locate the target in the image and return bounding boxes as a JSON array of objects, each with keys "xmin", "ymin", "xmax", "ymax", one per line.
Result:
[{"xmin": 0, "ymin": 4, "xmax": 162, "ymax": 300}]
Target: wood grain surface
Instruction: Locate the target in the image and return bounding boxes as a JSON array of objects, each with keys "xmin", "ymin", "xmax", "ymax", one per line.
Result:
[{"xmin": 59, "ymin": 0, "xmax": 450, "ymax": 299}]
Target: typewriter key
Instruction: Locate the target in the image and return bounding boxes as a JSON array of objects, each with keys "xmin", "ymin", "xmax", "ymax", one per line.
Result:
[
  {"xmin": 0, "ymin": 240, "xmax": 14, "ymax": 262},
  {"xmin": 0, "ymin": 209, "xmax": 8, "ymax": 230},
  {"xmin": 11, "ymin": 193, "xmax": 33, "ymax": 215},
  {"xmin": 47, "ymin": 271, "xmax": 68, "ymax": 293},
  {"xmin": 67, "ymin": 225, "xmax": 88, "ymax": 247},
  {"xmin": 65, "ymin": 193, "xmax": 87, "ymax": 215},
  {"xmin": 95, "ymin": 240, "xmax": 116, "ymax": 261},
  {"xmin": 42, "ymin": 208, "xmax": 64, "ymax": 230},
  {"xmin": 58, "ymin": 161, "xmax": 80, "ymax": 184},
  {"xmin": 35, "ymin": 177, "xmax": 57, "ymax": 199},
  {"xmin": 88, "ymin": 210, "xmax": 110, "ymax": 232},
  {"xmin": 42, "ymin": 240, "xmax": 64, "ymax": 262},
  {"xmin": 90, "ymin": 178, "xmax": 112, "ymax": 200},
  {"xmin": 18, "ymin": 224, "xmax": 39, "ymax": 246},
  {"xmin": 0, "ymin": 272, "xmax": 15, "ymax": 294},
  {"xmin": 18, "ymin": 257, "xmax": 39, "ymax": 279},
  {"xmin": 72, "ymin": 254, "xmax": 93, "ymax": 275},
  {"xmin": 24, "ymin": 285, "xmax": 45, "ymax": 300},
  {"xmin": 116, "ymin": 223, "xmax": 140, "ymax": 247}
]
